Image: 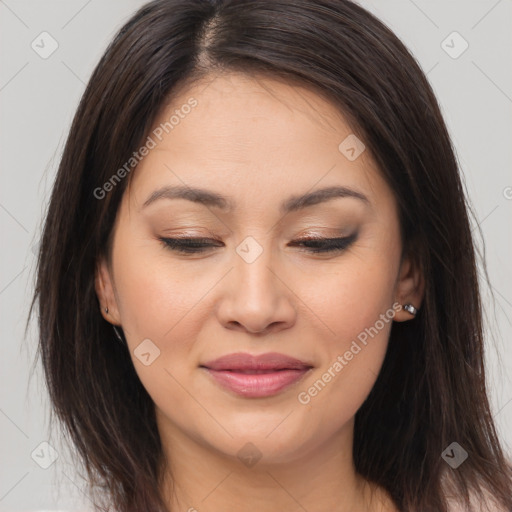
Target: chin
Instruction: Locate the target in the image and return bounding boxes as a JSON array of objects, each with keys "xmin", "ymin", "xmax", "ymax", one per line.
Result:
[{"xmin": 196, "ymin": 412, "xmax": 331, "ymax": 467}]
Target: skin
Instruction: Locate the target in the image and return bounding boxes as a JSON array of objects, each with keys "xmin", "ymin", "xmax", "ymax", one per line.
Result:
[{"xmin": 95, "ymin": 71, "xmax": 424, "ymax": 511}]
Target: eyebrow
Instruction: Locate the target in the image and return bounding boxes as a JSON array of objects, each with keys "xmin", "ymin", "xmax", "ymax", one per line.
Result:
[{"xmin": 142, "ymin": 184, "xmax": 370, "ymax": 214}]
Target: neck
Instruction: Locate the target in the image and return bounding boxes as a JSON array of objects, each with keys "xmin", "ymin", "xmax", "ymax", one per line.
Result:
[{"xmin": 157, "ymin": 414, "xmax": 394, "ymax": 512}]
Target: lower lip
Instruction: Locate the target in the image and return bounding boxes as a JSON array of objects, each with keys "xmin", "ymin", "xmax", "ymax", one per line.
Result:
[{"xmin": 203, "ymin": 368, "xmax": 311, "ymax": 398}]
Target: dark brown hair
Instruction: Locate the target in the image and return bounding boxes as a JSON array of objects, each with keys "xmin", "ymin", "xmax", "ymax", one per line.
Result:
[{"xmin": 28, "ymin": 0, "xmax": 512, "ymax": 511}]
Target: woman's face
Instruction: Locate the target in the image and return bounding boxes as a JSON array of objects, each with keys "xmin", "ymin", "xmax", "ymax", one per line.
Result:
[{"xmin": 96, "ymin": 72, "xmax": 422, "ymax": 466}]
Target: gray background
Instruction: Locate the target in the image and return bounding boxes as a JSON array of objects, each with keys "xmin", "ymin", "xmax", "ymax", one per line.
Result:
[{"xmin": 1, "ymin": 0, "xmax": 511, "ymax": 510}]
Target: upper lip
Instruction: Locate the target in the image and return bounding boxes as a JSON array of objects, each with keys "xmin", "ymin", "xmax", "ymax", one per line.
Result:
[{"xmin": 201, "ymin": 352, "xmax": 313, "ymax": 371}]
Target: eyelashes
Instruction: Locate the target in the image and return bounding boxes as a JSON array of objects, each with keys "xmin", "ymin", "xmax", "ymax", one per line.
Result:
[
  {"xmin": 159, "ymin": 237, "xmax": 223, "ymax": 254},
  {"xmin": 158, "ymin": 233, "xmax": 358, "ymax": 255},
  {"xmin": 288, "ymin": 234, "xmax": 357, "ymax": 253}
]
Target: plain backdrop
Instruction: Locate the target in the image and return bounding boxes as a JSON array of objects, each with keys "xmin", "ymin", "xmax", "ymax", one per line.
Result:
[{"xmin": 1, "ymin": 1, "xmax": 511, "ymax": 510}]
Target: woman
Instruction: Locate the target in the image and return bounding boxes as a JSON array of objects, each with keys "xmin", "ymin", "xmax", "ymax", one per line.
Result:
[{"xmin": 29, "ymin": 0, "xmax": 512, "ymax": 510}]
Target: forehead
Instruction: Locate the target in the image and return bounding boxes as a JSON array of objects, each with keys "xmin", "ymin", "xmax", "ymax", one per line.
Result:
[
  {"xmin": 125, "ymin": 71, "xmax": 390, "ymax": 214},
  {"xmin": 159, "ymin": 71, "xmax": 354, "ymax": 147}
]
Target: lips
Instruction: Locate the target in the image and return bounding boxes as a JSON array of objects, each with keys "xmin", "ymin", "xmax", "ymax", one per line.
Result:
[{"xmin": 200, "ymin": 352, "xmax": 313, "ymax": 398}]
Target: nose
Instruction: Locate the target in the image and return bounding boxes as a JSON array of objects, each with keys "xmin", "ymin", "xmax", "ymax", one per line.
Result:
[{"xmin": 215, "ymin": 240, "xmax": 297, "ymax": 335}]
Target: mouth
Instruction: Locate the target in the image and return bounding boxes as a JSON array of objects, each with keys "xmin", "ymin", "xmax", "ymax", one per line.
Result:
[{"xmin": 200, "ymin": 352, "xmax": 313, "ymax": 398}]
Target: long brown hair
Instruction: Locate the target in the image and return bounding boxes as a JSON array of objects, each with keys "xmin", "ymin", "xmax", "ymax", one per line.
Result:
[{"xmin": 28, "ymin": 0, "xmax": 512, "ymax": 510}]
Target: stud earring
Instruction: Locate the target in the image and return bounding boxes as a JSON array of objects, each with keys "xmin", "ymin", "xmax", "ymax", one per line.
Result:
[
  {"xmin": 104, "ymin": 307, "xmax": 109, "ymax": 314},
  {"xmin": 403, "ymin": 303, "xmax": 418, "ymax": 316}
]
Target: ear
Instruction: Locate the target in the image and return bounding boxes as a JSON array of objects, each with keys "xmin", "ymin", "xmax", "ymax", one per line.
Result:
[
  {"xmin": 393, "ymin": 251, "xmax": 425, "ymax": 322},
  {"xmin": 94, "ymin": 255, "xmax": 122, "ymax": 326}
]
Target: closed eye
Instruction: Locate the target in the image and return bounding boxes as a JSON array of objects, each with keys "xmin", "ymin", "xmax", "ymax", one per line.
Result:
[
  {"xmin": 289, "ymin": 233, "xmax": 357, "ymax": 253},
  {"xmin": 158, "ymin": 234, "xmax": 357, "ymax": 255},
  {"xmin": 158, "ymin": 237, "xmax": 222, "ymax": 254}
]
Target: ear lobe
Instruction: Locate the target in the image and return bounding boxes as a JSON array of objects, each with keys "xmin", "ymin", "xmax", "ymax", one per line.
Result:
[
  {"xmin": 394, "ymin": 253, "xmax": 425, "ymax": 322},
  {"xmin": 94, "ymin": 256, "xmax": 121, "ymax": 325}
]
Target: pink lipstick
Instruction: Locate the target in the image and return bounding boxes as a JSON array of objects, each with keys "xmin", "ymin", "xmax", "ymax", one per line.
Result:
[{"xmin": 200, "ymin": 352, "xmax": 313, "ymax": 398}]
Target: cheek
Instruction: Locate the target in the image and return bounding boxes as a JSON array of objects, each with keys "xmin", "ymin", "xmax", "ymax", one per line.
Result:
[
  {"xmin": 294, "ymin": 246, "xmax": 399, "ymax": 420},
  {"xmin": 110, "ymin": 240, "xmax": 205, "ymax": 422},
  {"xmin": 295, "ymin": 282, "xmax": 395, "ymax": 447},
  {"xmin": 312, "ymin": 247, "xmax": 399, "ymax": 347},
  {"xmin": 110, "ymin": 227, "xmax": 224, "ymax": 381},
  {"xmin": 111, "ymin": 231, "xmax": 205, "ymax": 340}
]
